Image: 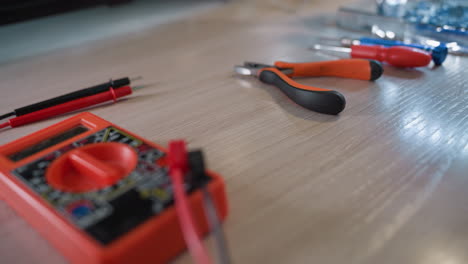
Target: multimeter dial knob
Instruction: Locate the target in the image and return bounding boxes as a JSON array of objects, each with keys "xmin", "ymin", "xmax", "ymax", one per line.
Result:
[{"xmin": 46, "ymin": 142, "xmax": 138, "ymax": 193}]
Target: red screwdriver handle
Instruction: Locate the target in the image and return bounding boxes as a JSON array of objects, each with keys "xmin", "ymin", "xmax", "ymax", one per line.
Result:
[
  {"xmin": 7, "ymin": 86, "xmax": 132, "ymax": 128},
  {"xmin": 350, "ymin": 45, "xmax": 431, "ymax": 68}
]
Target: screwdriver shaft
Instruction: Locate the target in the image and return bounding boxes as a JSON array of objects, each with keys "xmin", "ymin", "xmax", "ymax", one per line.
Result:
[{"xmin": 310, "ymin": 44, "xmax": 352, "ymax": 54}]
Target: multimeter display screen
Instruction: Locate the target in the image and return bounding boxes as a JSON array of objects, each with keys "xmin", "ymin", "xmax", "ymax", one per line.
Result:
[{"xmin": 9, "ymin": 125, "xmax": 88, "ymax": 162}]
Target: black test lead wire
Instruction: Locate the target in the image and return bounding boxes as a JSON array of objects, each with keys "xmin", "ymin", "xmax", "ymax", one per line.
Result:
[
  {"xmin": 202, "ymin": 189, "xmax": 231, "ymax": 264},
  {"xmin": 0, "ymin": 76, "xmax": 142, "ymax": 120},
  {"xmin": 188, "ymin": 151, "xmax": 232, "ymax": 264}
]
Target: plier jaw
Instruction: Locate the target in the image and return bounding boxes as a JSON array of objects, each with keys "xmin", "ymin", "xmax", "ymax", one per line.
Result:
[{"xmin": 234, "ymin": 61, "xmax": 293, "ymax": 76}]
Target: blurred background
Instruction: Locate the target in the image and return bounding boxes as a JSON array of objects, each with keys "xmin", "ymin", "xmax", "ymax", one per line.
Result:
[
  {"xmin": 1, "ymin": 0, "xmax": 466, "ymax": 64},
  {"xmin": 0, "ymin": 0, "xmax": 229, "ymax": 64}
]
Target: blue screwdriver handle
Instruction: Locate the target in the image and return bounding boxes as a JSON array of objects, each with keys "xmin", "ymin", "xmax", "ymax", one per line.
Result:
[{"xmin": 359, "ymin": 37, "xmax": 448, "ymax": 65}]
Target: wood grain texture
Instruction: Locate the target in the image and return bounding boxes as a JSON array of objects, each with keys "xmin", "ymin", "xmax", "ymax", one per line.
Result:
[{"xmin": 1, "ymin": 0, "xmax": 468, "ymax": 263}]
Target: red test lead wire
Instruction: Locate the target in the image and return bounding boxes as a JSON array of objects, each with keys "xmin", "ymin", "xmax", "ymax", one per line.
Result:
[
  {"xmin": 0, "ymin": 86, "xmax": 132, "ymax": 130},
  {"xmin": 168, "ymin": 140, "xmax": 213, "ymax": 264}
]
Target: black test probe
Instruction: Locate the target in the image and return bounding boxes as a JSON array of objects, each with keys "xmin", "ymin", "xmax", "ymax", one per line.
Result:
[{"xmin": 0, "ymin": 77, "xmax": 141, "ymax": 120}]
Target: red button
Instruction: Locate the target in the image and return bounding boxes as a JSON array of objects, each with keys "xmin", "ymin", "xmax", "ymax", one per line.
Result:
[{"xmin": 46, "ymin": 142, "xmax": 138, "ymax": 193}]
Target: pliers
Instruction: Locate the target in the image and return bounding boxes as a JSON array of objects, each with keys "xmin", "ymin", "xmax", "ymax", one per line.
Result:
[{"xmin": 234, "ymin": 59, "xmax": 383, "ymax": 115}]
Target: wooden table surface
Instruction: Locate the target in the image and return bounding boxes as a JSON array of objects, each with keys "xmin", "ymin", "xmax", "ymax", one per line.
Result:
[{"xmin": 1, "ymin": 0, "xmax": 467, "ymax": 263}]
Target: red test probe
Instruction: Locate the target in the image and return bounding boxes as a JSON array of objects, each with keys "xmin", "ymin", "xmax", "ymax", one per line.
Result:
[
  {"xmin": 0, "ymin": 86, "xmax": 135, "ymax": 130},
  {"xmin": 310, "ymin": 44, "xmax": 432, "ymax": 68},
  {"xmin": 0, "ymin": 77, "xmax": 140, "ymax": 120}
]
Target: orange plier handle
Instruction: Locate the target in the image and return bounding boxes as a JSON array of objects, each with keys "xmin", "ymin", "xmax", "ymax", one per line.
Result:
[{"xmin": 274, "ymin": 59, "xmax": 383, "ymax": 80}]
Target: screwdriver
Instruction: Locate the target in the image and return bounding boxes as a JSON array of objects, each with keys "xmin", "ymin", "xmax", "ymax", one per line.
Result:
[
  {"xmin": 337, "ymin": 37, "xmax": 448, "ymax": 65},
  {"xmin": 0, "ymin": 77, "xmax": 141, "ymax": 120},
  {"xmin": 310, "ymin": 44, "xmax": 432, "ymax": 68},
  {"xmin": 0, "ymin": 86, "xmax": 136, "ymax": 130}
]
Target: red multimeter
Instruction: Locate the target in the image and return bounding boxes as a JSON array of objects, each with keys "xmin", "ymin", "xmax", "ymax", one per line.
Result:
[{"xmin": 0, "ymin": 112, "xmax": 228, "ymax": 264}]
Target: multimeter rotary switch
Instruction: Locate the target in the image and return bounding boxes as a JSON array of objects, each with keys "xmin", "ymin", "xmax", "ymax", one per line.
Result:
[{"xmin": 46, "ymin": 142, "xmax": 138, "ymax": 193}]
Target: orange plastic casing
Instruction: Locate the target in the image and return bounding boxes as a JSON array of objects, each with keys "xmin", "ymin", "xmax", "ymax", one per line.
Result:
[{"xmin": 0, "ymin": 112, "xmax": 228, "ymax": 264}]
